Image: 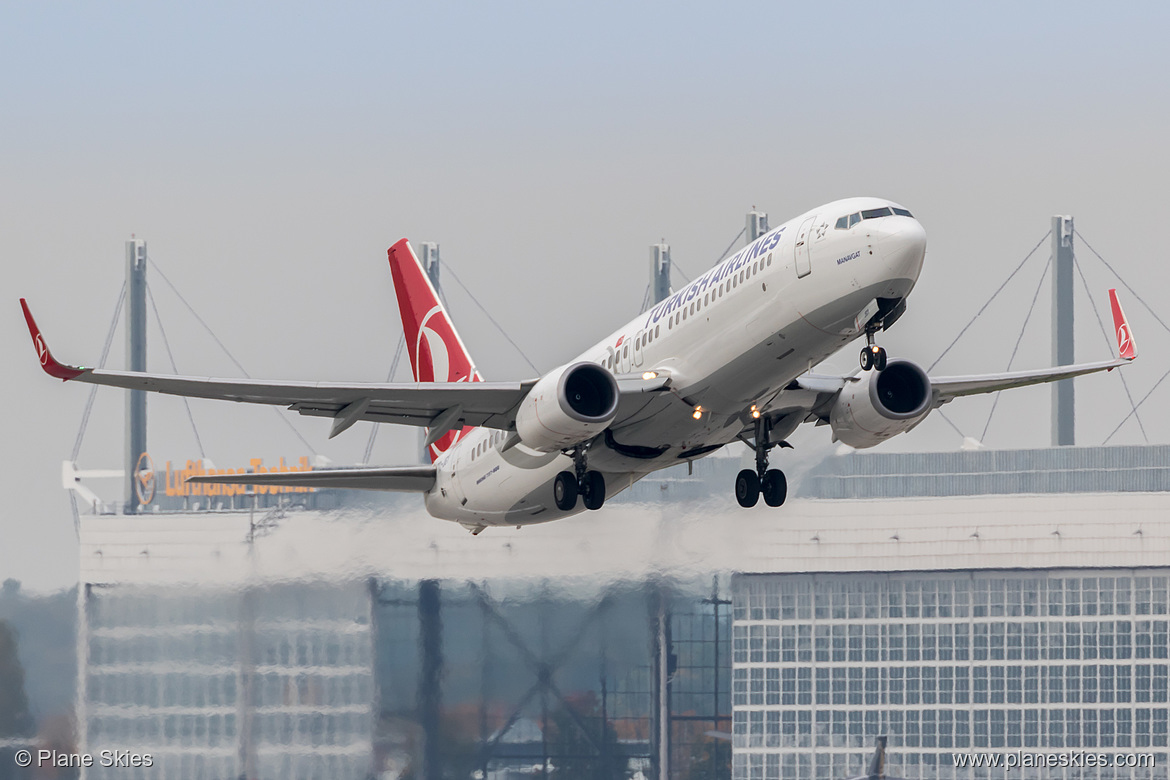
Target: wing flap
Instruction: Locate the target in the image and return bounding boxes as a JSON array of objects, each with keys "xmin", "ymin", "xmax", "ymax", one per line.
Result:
[{"xmin": 188, "ymin": 466, "xmax": 436, "ymax": 492}]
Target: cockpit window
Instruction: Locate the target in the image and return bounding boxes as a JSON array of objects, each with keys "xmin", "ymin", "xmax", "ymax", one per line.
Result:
[{"xmin": 839, "ymin": 206, "xmax": 911, "ymax": 228}]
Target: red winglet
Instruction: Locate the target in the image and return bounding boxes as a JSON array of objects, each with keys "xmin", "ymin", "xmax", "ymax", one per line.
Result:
[
  {"xmin": 1108, "ymin": 289, "xmax": 1137, "ymax": 361},
  {"xmin": 19, "ymin": 299, "xmax": 85, "ymax": 380}
]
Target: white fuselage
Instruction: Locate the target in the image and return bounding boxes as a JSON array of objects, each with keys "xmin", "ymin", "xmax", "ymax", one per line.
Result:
[{"xmin": 425, "ymin": 197, "xmax": 927, "ymax": 526}]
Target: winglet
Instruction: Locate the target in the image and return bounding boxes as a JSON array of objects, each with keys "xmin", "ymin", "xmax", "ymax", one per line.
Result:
[
  {"xmin": 19, "ymin": 299, "xmax": 86, "ymax": 380},
  {"xmin": 1109, "ymin": 289, "xmax": 1137, "ymax": 360}
]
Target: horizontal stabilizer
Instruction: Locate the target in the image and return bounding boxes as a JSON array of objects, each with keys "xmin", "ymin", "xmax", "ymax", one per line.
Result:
[{"xmin": 187, "ymin": 466, "xmax": 436, "ymax": 493}]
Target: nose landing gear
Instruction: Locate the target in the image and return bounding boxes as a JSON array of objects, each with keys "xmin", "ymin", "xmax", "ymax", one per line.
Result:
[
  {"xmin": 860, "ymin": 329, "xmax": 887, "ymax": 371},
  {"xmin": 553, "ymin": 443, "xmax": 606, "ymax": 512},
  {"xmin": 735, "ymin": 417, "xmax": 789, "ymax": 508}
]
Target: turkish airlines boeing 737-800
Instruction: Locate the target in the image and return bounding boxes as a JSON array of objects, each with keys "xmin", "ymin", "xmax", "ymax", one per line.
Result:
[{"xmin": 23, "ymin": 197, "xmax": 1137, "ymax": 533}]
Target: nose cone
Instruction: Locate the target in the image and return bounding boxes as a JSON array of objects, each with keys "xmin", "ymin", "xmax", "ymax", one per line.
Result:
[{"xmin": 876, "ymin": 217, "xmax": 927, "ymax": 283}]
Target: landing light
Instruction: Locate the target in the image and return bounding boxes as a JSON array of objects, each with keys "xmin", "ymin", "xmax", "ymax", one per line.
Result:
[
  {"xmin": 642, "ymin": 371, "xmax": 657, "ymax": 380},
  {"xmin": 751, "ymin": 405, "xmax": 761, "ymax": 419},
  {"xmin": 693, "ymin": 406, "xmax": 703, "ymax": 420}
]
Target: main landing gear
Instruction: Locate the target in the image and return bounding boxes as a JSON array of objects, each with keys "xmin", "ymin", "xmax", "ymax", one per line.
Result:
[
  {"xmin": 736, "ymin": 417, "xmax": 788, "ymax": 508},
  {"xmin": 553, "ymin": 443, "xmax": 606, "ymax": 512},
  {"xmin": 860, "ymin": 328, "xmax": 887, "ymax": 371}
]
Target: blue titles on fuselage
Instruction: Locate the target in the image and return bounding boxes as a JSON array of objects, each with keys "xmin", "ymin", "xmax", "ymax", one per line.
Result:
[
  {"xmin": 643, "ymin": 227, "xmax": 786, "ymax": 328},
  {"xmin": 836, "ymin": 250, "xmax": 860, "ymax": 265}
]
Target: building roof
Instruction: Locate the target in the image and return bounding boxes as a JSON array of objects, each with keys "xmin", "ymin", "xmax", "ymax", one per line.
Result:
[{"xmin": 78, "ymin": 490, "xmax": 1170, "ymax": 587}]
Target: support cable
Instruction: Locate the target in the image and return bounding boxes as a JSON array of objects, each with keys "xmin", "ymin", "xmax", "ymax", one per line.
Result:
[
  {"xmin": 146, "ymin": 282, "xmax": 206, "ymax": 459},
  {"xmin": 1075, "ymin": 231, "xmax": 1166, "ymax": 445},
  {"xmin": 146, "ymin": 258, "xmax": 318, "ymax": 456},
  {"xmin": 1104, "ymin": 368, "xmax": 1170, "ymax": 445},
  {"xmin": 441, "ymin": 263, "xmax": 540, "ymax": 374},
  {"xmin": 1070, "ymin": 256, "xmax": 1148, "ymax": 443},
  {"xmin": 716, "ymin": 227, "xmax": 747, "ymax": 262},
  {"xmin": 1076, "ymin": 230, "xmax": 1170, "ymax": 337},
  {"xmin": 936, "ymin": 409, "xmax": 968, "ymax": 440},
  {"xmin": 927, "ymin": 232, "xmax": 1051, "ymax": 373},
  {"xmin": 980, "ymin": 255, "xmax": 1052, "ymax": 442},
  {"xmin": 72, "ymin": 281, "xmax": 127, "ymax": 462},
  {"xmin": 639, "ymin": 282, "xmax": 653, "ymax": 314},
  {"xmin": 362, "ymin": 334, "xmax": 406, "ymax": 464},
  {"xmin": 671, "ymin": 226, "xmax": 746, "ymax": 287}
]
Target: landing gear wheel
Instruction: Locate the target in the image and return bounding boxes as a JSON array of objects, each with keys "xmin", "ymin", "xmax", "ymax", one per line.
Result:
[
  {"xmin": 873, "ymin": 346, "xmax": 887, "ymax": 371},
  {"xmin": 735, "ymin": 469, "xmax": 760, "ymax": 508},
  {"xmin": 582, "ymin": 470, "xmax": 606, "ymax": 511},
  {"xmin": 860, "ymin": 346, "xmax": 874, "ymax": 371},
  {"xmin": 553, "ymin": 471, "xmax": 578, "ymax": 511},
  {"xmin": 762, "ymin": 469, "xmax": 787, "ymax": 507}
]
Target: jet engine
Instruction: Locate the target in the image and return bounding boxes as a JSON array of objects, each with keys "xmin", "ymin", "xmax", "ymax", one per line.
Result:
[
  {"xmin": 829, "ymin": 359, "xmax": 933, "ymax": 449},
  {"xmin": 514, "ymin": 362, "xmax": 620, "ymax": 452}
]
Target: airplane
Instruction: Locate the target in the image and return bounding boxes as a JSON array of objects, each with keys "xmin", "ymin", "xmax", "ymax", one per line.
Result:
[{"xmin": 22, "ymin": 197, "xmax": 1138, "ymax": 534}]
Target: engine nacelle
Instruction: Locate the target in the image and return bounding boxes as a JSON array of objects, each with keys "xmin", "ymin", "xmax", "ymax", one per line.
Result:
[
  {"xmin": 514, "ymin": 362, "xmax": 620, "ymax": 452},
  {"xmin": 829, "ymin": 359, "xmax": 933, "ymax": 449}
]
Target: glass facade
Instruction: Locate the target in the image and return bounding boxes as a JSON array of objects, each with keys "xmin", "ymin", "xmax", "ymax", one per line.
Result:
[
  {"xmin": 82, "ymin": 581, "xmax": 374, "ymax": 780},
  {"xmin": 732, "ymin": 570, "xmax": 1169, "ymax": 779}
]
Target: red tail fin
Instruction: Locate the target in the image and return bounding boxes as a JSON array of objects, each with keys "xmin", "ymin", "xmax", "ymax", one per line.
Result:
[{"xmin": 387, "ymin": 239, "xmax": 482, "ymax": 461}]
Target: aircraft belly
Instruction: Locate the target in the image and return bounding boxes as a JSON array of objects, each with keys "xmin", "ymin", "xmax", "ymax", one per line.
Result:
[{"xmin": 432, "ymin": 447, "xmax": 644, "ymax": 528}]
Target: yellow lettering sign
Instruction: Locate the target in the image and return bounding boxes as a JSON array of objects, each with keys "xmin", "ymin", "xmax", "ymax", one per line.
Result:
[{"xmin": 161, "ymin": 456, "xmax": 314, "ymax": 498}]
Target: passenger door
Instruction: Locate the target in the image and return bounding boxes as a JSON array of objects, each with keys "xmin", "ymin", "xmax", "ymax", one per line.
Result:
[{"xmin": 794, "ymin": 216, "xmax": 815, "ymax": 278}]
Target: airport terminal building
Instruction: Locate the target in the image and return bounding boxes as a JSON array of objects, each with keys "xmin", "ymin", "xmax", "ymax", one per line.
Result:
[
  {"xmin": 66, "ymin": 444, "xmax": 1170, "ymax": 780},
  {"xmin": 730, "ymin": 447, "xmax": 1170, "ymax": 780}
]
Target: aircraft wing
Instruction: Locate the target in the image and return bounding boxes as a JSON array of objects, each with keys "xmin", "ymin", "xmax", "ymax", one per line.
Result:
[
  {"xmin": 789, "ymin": 354, "xmax": 1134, "ymax": 417},
  {"xmin": 931, "ymin": 287, "xmax": 1136, "ymax": 405},
  {"xmin": 930, "ymin": 358, "xmax": 1129, "ymax": 404},
  {"xmin": 188, "ymin": 465, "xmax": 436, "ymax": 492},
  {"xmin": 772, "ymin": 288, "xmax": 1136, "ymax": 426},
  {"xmin": 22, "ymin": 298, "xmax": 533, "ymax": 436},
  {"xmin": 21, "ymin": 299, "xmax": 668, "ymax": 440}
]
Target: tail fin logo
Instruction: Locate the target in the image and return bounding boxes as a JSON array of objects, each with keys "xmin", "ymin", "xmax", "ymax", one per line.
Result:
[
  {"xmin": 1108, "ymin": 288, "xmax": 1137, "ymax": 360},
  {"xmin": 386, "ymin": 239, "xmax": 481, "ymax": 461},
  {"xmin": 1118, "ymin": 323, "xmax": 1133, "ymax": 359},
  {"xmin": 35, "ymin": 334, "xmax": 49, "ymax": 367},
  {"xmin": 416, "ymin": 306, "xmax": 456, "ymax": 384},
  {"xmin": 415, "ymin": 305, "xmax": 479, "ymax": 385},
  {"xmin": 415, "ymin": 306, "xmax": 480, "ymax": 460}
]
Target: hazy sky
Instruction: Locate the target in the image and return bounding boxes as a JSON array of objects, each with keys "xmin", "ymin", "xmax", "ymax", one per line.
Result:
[{"xmin": 4, "ymin": 2, "xmax": 1170, "ymax": 592}]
